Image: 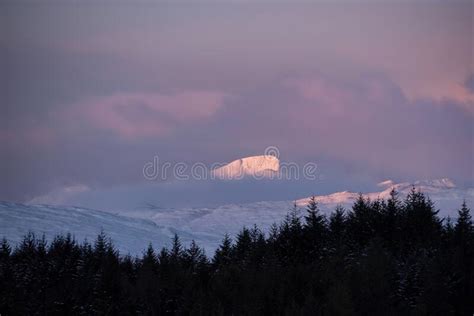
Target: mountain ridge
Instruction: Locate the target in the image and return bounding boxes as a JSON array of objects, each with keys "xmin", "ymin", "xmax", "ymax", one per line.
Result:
[{"xmin": 1, "ymin": 178, "xmax": 472, "ymax": 255}]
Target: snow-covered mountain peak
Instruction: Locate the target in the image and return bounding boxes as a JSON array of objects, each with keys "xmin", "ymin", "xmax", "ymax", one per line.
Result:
[
  {"xmin": 212, "ymin": 155, "xmax": 279, "ymax": 179},
  {"xmin": 296, "ymin": 178, "xmax": 463, "ymax": 209}
]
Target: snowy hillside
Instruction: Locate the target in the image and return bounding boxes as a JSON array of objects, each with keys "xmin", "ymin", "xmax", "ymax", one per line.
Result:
[
  {"xmin": 0, "ymin": 201, "xmax": 194, "ymax": 256},
  {"xmin": 1, "ymin": 178, "xmax": 472, "ymax": 255},
  {"xmin": 212, "ymin": 155, "xmax": 279, "ymax": 179}
]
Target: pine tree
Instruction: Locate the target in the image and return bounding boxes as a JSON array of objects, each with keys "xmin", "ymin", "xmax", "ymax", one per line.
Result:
[
  {"xmin": 347, "ymin": 194, "xmax": 375, "ymax": 247},
  {"xmin": 328, "ymin": 205, "xmax": 346, "ymax": 251},
  {"xmin": 0, "ymin": 237, "xmax": 11, "ymax": 260},
  {"xmin": 185, "ymin": 240, "xmax": 207, "ymax": 271},
  {"xmin": 137, "ymin": 243, "xmax": 160, "ymax": 314},
  {"xmin": 443, "ymin": 216, "xmax": 455, "ymax": 248},
  {"xmin": 143, "ymin": 243, "xmax": 158, "ymax": 267},
  {"xmin": 276, "ymin": 203, "xmax": 304, "ymax": 263},
  {"xmin": 403, "ymin": 187, "xmax": 441, "ymax": 249},
  {"xmin": 453, "ymin": 201, "xmax": 474, "ymax": 314},
  {"xmin": 94, "ymin": 230, "xmax": 109, "ymax": 258},
  {"xmin": 90, "ymin": 231, "xmax": 121, "ymax": 315},
  {"xmin": 249, "ymin": 225, "xmax": 266, "ymax": 266},
  {"xmin": 13, "ymin": 232, "xmax": 49, "ymax": 314},
  {"xmin": 303, "ymin": 196, "xmax": 327, "ymax": 260},
  {"xmin": 329, "ymin": 206, "xmax": 346, "ymax": 236},
  {"xmin": 46, "ymin": 234, "xmax": 81, "ymax": 314},
  {"xmin": 304, "ymin": 196, "xmax": 326, "ymax": 231},
  {"xmin": 170, "ymin": 234, "xmax": 184, "ymax": 263},
  {"xmin": 267, "ymin": 223, "xmax": 279, "ymax": 244},
  {"xmin": 234, "ymin": 227, "xmax": 252, "ymax": 264},
  {"xmin": 380, "ymin": 189, "xmax": 402, "ymax": 250},
  {"xmin": 455, "ymin": 201, "xmax": 473, "ymax": 243},
  {"xmin": 289, "ymin": 201, "xmax": 302, "ymax": 232},
  {"xmin": 213, "ymin": 234, "xmax": 233, "ymax": 268}
]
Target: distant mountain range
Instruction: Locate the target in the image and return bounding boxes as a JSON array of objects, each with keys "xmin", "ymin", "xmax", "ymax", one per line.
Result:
[{"xmin": 1, "ymin": 178, "xmax": 472, "ymax": 255}]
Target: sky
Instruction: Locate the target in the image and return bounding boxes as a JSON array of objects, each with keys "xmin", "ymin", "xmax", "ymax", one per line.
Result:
[{"xmin": 1, "ymin": 1, "xmax": 473, "ymax": 208}]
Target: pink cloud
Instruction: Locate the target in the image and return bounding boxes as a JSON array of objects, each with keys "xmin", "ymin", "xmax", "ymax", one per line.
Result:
[{"xmin": 67, "ymin": 91, "xmax": 226, "ymax": 138}]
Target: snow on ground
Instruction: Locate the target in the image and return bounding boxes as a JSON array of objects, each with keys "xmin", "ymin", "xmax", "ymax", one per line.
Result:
[{"xmin": 0, "ymin": 201, "xmax": 194, "ymax": 256}]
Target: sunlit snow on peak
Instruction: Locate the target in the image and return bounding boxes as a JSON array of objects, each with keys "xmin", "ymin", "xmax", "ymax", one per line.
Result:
[{"xmin": 211, "ymin": 155, "xmax": 280, "ymax": 180}]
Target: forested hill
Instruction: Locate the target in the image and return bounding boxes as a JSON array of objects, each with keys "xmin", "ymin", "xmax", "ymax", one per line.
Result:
[{"xmin": 1, "ymin": 188, "xmax": 473, "ymax": 315}]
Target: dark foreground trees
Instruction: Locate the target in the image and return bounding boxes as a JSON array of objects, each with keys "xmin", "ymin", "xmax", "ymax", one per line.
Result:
[{"xmin": 1, "ymin": 189, "xmax": 473, "ymax": 315}]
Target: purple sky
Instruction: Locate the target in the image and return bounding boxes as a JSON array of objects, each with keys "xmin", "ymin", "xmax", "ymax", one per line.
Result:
[{"xmin": 1, "ymin": 1, "xmax": 473, "ymax": 206}]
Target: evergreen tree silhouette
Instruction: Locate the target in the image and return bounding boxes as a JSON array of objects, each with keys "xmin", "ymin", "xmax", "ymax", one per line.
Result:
[
  {"xmin": 347, "ymin": 194, "xmax": 375, "ymax": 247},
  {"xmin": 453, "ymin": 201, "xmax": 474, "ymax": 314},
  {"xmin": 303, "ymin": 196, "xmax": 327, "ymax": 261},
  {"xmin": 213, "ymin": 234, "xmax": 233, "ymax": 268},
  {"xmin": 328, "ymin": 205, "xmax": 347, "ymax": 253},
  {"xmin": 0, "ymin": 238, "xmax": 13, "ymax": 315},
  {"xmin": 380, "ymin": 189, "xmax": 402, "ymax": 251},
  {"xmin": 402, "ymin": 187, "xmax": 441, "ymax": 249},
  {"xmin": 455, "ymin": 201, "xmax": 473, "ymax": 243}
]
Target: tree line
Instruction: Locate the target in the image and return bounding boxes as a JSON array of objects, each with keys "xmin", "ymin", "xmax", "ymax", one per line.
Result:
[{"xmin": 1, "ymin": 188, "xmax": 473, "ymax": 315}]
